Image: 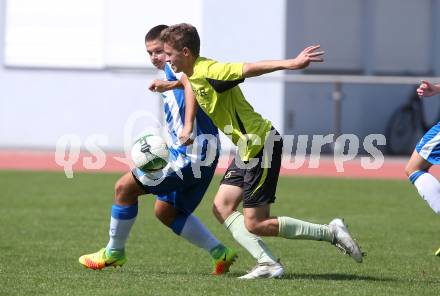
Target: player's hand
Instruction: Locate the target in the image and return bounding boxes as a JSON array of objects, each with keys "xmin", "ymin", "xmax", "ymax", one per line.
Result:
[
  {"xmin": 148, "ymin": 80, "xmax": 170, "ymax": 93},
  {"xmin": 417, "ymin": 80, "xmax": 437, "ymax": 98},
  {"xmin": 288, "ymin": 45, "xmax": 324, "ymax": 70},
  {"xmin": 179, "ymin": 127, "xmax": 194, "ymax": 146}
]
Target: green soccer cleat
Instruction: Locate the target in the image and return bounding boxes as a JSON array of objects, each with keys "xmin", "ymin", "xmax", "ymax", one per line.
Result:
[
  {"xmin": 79, "ymin": 248, "xmax": 127, "ymax": 270},
  {"xmin": 212, "ymin": 247, "xmax": 237, "ymax": 275},
  {"xmin": 435, "ymin": 247, "xmax": 440, "ymax": 256}
]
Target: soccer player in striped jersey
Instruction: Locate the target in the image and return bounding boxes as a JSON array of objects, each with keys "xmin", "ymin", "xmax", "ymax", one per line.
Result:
[
  {"xmin": 160, "ymin": 23, "xmax": 364, "ymax": 279},
  {"xmin": 406, "ymin": 80, "xmax": 440, "ymax": 256},
  {"xmin": 79, "ymin": 25, "xmax": 236, "ymax": 275}
]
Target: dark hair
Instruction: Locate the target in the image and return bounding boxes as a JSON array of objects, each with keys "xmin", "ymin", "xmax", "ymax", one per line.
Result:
[
  {"xmin": 160, "ymin": 23, "xmax": 200, "ymax": 56},
  {"xmin": 145, "ymin": 24, "xmax": 169, "ymax": 43}
]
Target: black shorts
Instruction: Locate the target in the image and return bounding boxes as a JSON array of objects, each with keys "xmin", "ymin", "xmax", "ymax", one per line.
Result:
[{"xmin": 220, "ymin": 128, "xmax": 283, "ymax": 208}]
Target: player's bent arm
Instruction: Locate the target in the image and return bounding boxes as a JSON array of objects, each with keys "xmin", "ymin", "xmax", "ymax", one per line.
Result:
[
  {"xmin": 149, "ymin": 79, "xmax": 182, "ymax": 92},
  {"xmin": 179, "ymin": 74, "xmax": 196, "ymax": 145}
]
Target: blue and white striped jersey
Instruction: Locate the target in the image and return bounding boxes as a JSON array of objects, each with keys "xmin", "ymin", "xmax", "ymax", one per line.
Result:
[{"xmin": 161, "ymin": 63, "xmax": 220, "ymax": 168}]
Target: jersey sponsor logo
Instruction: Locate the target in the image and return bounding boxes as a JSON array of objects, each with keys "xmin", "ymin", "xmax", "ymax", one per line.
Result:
[{"xmin": 194, "ymin": 88, "xmax": 208, "ymax": 98}]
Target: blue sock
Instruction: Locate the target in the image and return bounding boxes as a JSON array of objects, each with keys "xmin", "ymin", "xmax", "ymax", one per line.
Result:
[{"xmin": 171, "ymin": 213, "xmax": 222, "ymax": 254}]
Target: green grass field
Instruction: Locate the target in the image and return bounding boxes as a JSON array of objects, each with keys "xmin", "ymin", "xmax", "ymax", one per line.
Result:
[{"xmin": 0, "ymin": 171, "xmax": 439, "ymax": 296}]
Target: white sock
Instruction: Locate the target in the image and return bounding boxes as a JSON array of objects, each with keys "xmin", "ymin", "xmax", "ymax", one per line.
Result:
[
  {"xmin": 224, "ymin": 211, "xmax": 278, "ymax": 264},
  {"xmin": 106, "ymin": 203, "xmax": 138, "ymax": 252},
  {"xmin": 180, "ymin": 215, "xmax": 221, "ymax": 252},
  {"xmin": 106, "ymin": 216, "xmax": 136, "ymax": 251},
  {"xmin": 411, "ymin": 171, "xmax": 440, "ymax": 214}
]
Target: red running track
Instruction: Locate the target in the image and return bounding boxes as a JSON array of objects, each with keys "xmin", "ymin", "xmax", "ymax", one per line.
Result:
[{"xmin": 1, "ymin": 150, "xmax": 439, "ymax": 180}]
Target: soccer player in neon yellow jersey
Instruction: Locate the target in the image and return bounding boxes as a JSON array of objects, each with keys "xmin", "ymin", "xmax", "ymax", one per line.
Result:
[{"xmin": 160, "ymin": 23, "xmax": 364, "ymax": 279}]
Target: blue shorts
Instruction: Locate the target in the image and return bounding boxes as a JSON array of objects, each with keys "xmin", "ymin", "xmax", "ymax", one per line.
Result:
[
  {"xmin": 132, "ymin": 158, "xmax": 218, "ymax": 215},
  {"xmin": 416, "ymin": 122, "xmax": 440, "ymax": 164}
]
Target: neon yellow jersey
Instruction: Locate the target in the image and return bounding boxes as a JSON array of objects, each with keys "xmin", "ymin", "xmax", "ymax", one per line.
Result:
[{"xmin": 189, "ymin": 57, "xmax": 272, "ymax": 161}]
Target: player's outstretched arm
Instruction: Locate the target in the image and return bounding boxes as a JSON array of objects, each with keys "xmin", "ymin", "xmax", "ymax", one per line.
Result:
[
  {"xmin": 179, "ymin": 74, "xmax": 196, "ymax": 146},
  {"xmin": 149, "ymin": 79, "xmax": 182, "ymax": 92},
  {"xmin": 417, "ymin": 80, "xmax": 440, "ymax": 98},
  {"xmin": 242, "ymin": 45, "xmax": 324, "ymax": 78}
]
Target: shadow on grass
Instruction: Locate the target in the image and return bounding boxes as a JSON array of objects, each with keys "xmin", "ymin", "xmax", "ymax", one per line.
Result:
[
  {"xmin": 126, "ymin": 269, "xmax": 397, "ymax": 283},
  {"xmin": 282, "ymin": 273, "xmax": 395, "ymax": 282},
  {"xmin": 124, "ymin": 269, "xmax": 440, "ymax": 284},
  {"xmin": 226, "ymin": 272, "xmax": 396, "ymax": 282}
]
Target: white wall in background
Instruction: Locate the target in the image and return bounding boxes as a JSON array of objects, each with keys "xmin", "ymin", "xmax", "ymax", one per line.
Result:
[{"xmin": 5, "ymin": 0, "xmax": 202, "ymax": 69}]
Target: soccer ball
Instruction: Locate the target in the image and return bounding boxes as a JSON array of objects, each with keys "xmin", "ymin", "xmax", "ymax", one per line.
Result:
[{"xmin": 131, "ymin": 133, "xmax": 169, "ymax": 171}]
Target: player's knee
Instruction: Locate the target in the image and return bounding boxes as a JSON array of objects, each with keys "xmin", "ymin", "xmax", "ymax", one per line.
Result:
[
  {"xmin": 114, "ymin": 178, "xmax": 137, "ymax": 204},
  {"xmin": 212, "ymin": 200, "xmax": 234, "ymax": 222},
  {"xmin": 114, "ymin": 179, "xmax": 126, "ymax": 199},
  {"xmin": 214, "ymin": 195, "xmax": 237, "ymax": 214},
  {"xmin": 212, "ymin": 203, "xmax": 227, "ymax": 223},
  {"xmin": 212, "ymin": 203, "xmax": 221, "ymax": 219}
]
